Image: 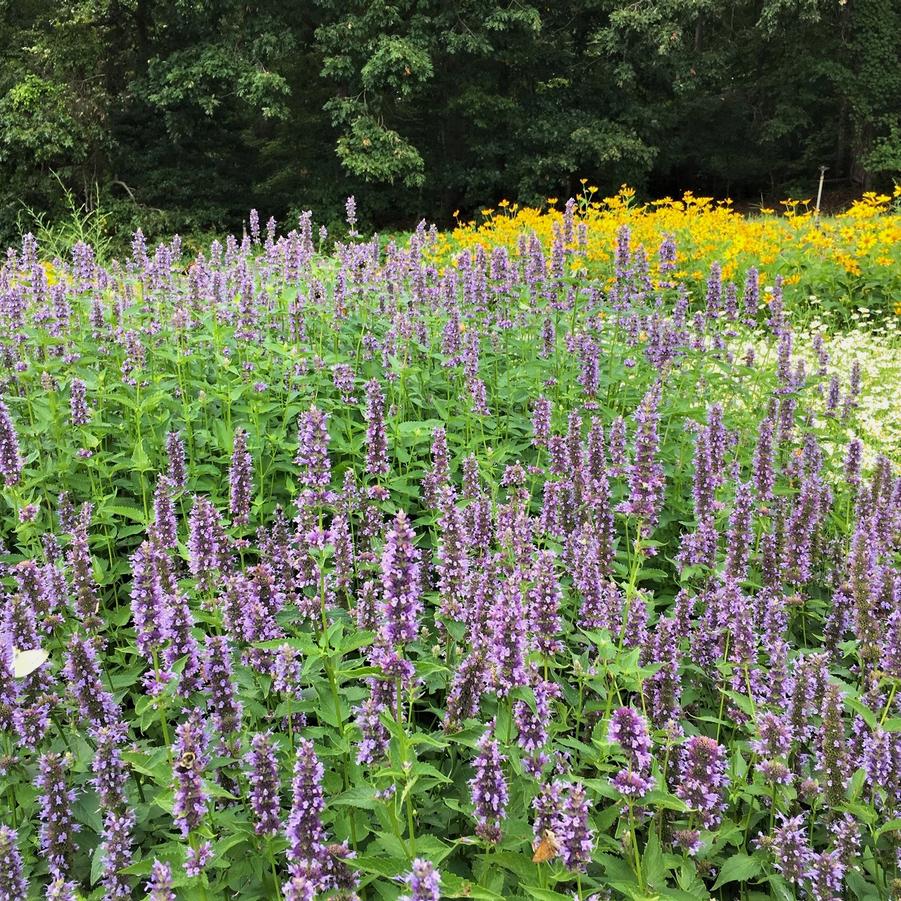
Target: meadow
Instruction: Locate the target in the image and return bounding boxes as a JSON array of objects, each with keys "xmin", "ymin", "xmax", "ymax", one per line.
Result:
[{"xmin": 0, "ymin": 190, "xmax": 899, "ymax": 901}]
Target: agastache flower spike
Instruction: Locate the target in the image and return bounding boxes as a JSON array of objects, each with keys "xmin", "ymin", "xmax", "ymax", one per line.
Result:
[
  {"xmin": 399, "ymin": 858, "xmax": 441, "ymax": 901},
  {"xmin": 188, "ymin": 495, "xmax": 228, "ymax": 580},
  {"xmin": 205, "ymin": 636, "xmax": 243, "ymax": 752},
  {"xmin": 354, "ymin": 696, "xmax": 390, "ymax": 765},
  {"xmin": 769, "ymin": 814, "xmax": 814, "ymax": 885},
  {"xmin": 285, "ymin": 738, "xmax": 329, "ymax": 882},
  {"xmin": 35, "ymin": 752, "xmax": 78, "ymax": 880},
  {"xmin": 295, "ymin": 406, "xmax": 331, "ymax": 491},
  {"xmin": 364, "ymin": 379, "xmax": 389, "ymax": 476},
  {"xmin": 620, "ymin": 382, "xmax": 665, "ymax": 532},
  {"xmin": 379, "ymin": 510, "xmax": 422, "ymax": 645},
  {"xmin": 246, "ymin": 732, "xmax": 281, "ymax": 836},
  {"xmin": 528, "ymin": 550, "xmax": 563, "ymax": 655},
  {"xmin": 146, "ymin": 860, "xmax": 176, "ymax": 901},
  {"xmin": 488, "ymin": 576, "xmax": 528, "ymax": 694},
  {"xmin": 69, "ymin": 378, "xmax": 90, "ymax": 425},
  {"xmin": 166, "ymin": 431, "xmax": 187, "ymax": 490},
  {"xmin": 675, "ymin": 736, "xmax": 729, "ymax": 827},
  {"xmin": 172, "ymin": 713, "xmax": 209, "ymax": 837},
  {"xmin": 64, "ymin": 634, "xmax": 122, "ymax": 734},
  {"xmin": 532, "ymin": 397, "xmax": 552, "ymax": 448},
  {"xmin": 0, "ymin": 398, "xmax": 23, "ymax": 485},
  {"xmin": 152, "ymin": 475, "xmax": 178, "ymax": 548},
  {"xmin": 229, "ymin": 427, "xmax": 253, "ymax": 525},
  {"xmin": 469, "ymin": 721, "xmax": 508, "ymax": 843},
  {"xmin": 0, "ymin": 825, "xmax": 28, "ymax": 900},
  {"xmin": 556, "ymin": 783, "xmax": 594, "ymax": 872}
]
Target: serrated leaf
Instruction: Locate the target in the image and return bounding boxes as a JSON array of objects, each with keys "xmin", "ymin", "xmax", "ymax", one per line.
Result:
[{"xmin": 712, "ymin": 853, "xmax": 762, "ymax": 890}]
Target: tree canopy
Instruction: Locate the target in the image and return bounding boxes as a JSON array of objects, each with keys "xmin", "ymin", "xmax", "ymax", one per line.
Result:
[{"xmin": 1, "ymin": 0, "xmax": 898, "ymax": 243}]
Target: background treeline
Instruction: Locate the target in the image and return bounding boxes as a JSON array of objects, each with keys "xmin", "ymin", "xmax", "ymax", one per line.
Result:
[{"xmin": 1, "ymin": 0, "xmax": 899, "ymax": 246}]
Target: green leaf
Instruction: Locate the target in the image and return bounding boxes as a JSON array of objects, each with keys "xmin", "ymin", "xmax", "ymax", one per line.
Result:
[
  {"xmin": 642, "ymin": 829, "xmax": 666, "ymax": 886},
  {"xmin": 712, "ymin": 853, "xmax": 762, "ymax": 890},
  {"xmin": 522, "ymin": 887, "xmax": 573, "ymax": 901}
]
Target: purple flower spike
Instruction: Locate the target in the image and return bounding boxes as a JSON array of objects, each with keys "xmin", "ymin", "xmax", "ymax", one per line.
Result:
[
  {"xmin": 35, "ymin": 752, "xmax": 78, "ymax": 880},
  {"xmin": 0, "ymin": 398, "xmax": 23, "ymax": 486},
  {"xmin": 469, "ymin": 720, "xmax": 508, "ymax": 844},
  {"xmin": 379, "ymin": 510, "xmax": 422, "ymax": 645},
  {"xmin": 399, "ymin": 858, "xmax": 441, "ymax": 901},
  {"xmin": 246, "ymin": 732, "xmax": 282, "ymax": 836},
  {"xmin": 229, "ymin": 428, "xmax": 253, "ymax": 526},
  {"xmin": 675, "ymin": 736, "xmax": 729, "ymax": 828},
  {"xmin": 296, "ymin": 406, "xmax": 332, "ymax": 490},
  {"xmin": 286, "ymin": 738, "xmax": 329, "ymax": 883},
  {"xmin": 0, "ymin": 825, "xmax": 28, "ymax": 900},
  {"xmin": 364, "ymin": 379, "xmax": 389, "ymax": 476},
  {"xmin": 147, "ymin": 860, "xmax": 176, "ymax": 901},
  {"xmin": 172, "ymin": 714, "xmax": 209, "ymax": 837}
]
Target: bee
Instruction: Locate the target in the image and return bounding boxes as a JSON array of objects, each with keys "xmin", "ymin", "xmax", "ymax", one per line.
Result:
[
  {"xmin": 176, "ymin": 751, "xmax": 196, "ymax": 772},
  {"xmin": 531, "ymin": 829, "xmax": 561, "ymax": 864}
]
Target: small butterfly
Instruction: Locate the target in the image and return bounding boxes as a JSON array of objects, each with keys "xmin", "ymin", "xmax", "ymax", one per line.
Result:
[
  {"xmin": 13, "ymin": 647, "xmax": 49, "ymax": 679},
  {"xmin": 531, "ymin": 829, "xmax": 561, "ymax": 864}
]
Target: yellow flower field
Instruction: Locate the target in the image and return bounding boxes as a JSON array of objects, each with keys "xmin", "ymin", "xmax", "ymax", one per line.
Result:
[{"xmin": 432, "ymin": 186, "xmax": 901, "ymax": 316}]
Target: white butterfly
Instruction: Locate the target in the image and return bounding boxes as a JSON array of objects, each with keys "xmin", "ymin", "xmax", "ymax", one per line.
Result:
[{"xmin": 13, "ymin": 647, "xmax": 49, "ymax": 679}]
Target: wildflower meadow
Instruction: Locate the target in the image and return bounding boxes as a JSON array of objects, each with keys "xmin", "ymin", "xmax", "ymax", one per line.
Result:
[{"xmin": 0, "ymin": 193, "xmax": 899, "ymax": 901}]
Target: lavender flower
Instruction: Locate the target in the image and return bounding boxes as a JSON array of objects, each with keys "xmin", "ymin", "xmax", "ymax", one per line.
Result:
[
  {"xmin": 379, "ymin": 510, "xmax": 422, "ymax": 645},
  {"xmin": 296, "ymin": 406, "xmax": 331, "ymax": 490},
  {"xmin": 152, "ymin": 476, "xmax": 178, "ymax": 548},
  {"xmin": 286, "ymin": 739, "xmax": 329, "ymax": 882},
  {"xmin": 770, "ymin": 814, "xmax": 814, "ymax": 885},
  {"xmin": 146, "ymin": 860, "xmax": 176, "ymax": 901},
  {"xmin": 556, "ymin": 783, "xmax": 594, "ymax": 872},
  {"xmin": 35, "ymin": 753, "xmax": 78, "ymax": 880},
  {"xmin": 399, "ymin": 859, "xmax": 441, "ymax": 901},
  {"xmin": 172, "ymin": 714, "xmax": 209, "ymax": 837},
  {"xmin": 188, "ymin": 495, "xmax": 227, "ymax": 580},
  {"xmin": 229, "ymin": 428, "xmax": 253, "ymax": 525},
  {"xmin": 620, "ymin": 382, "xmax": 665, "ymax": 532},
  {"xmin": 69, "ymin": 378, "xmax": 90, "ymax": 425},
  {"xmin": 205, "ymin": 636, "xmax": 243, "ymax": 750},
  {"xmin": 185, "ymin": 841, "xmax": 214, "ymax": 877},
  {"xmin": 364, "ymin": 380, "xmax": 389, "ymax": 476},
  {"xmin": 64, "ymin": 634, "xmax": 121, "ymax": 734},
  {"xmin": 0, "ymin": 825, "xmax": 28, "ymax": 900},
  {"xmin": 675, "ymin": 736, "xmax": 729, "ymax": 828},
  {"xmin": 246, "ymin": 732, "xmax": 282, "ymax": 836},
  {"xmin": 0, "ymin": 398, "xmax": 23, "ymax": 485},
  {"xmin": 469, "ymin": 721, "xmax": 508, "ymax": 843},
  {"xmin": 166, "ymin": 432, "xmax": 187, "ymax": 490}
]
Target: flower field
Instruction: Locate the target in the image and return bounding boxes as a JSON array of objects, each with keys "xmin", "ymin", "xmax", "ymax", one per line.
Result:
[{"xmin": 0, "ymin": 198, "xmax": 899, "ymax": 901}]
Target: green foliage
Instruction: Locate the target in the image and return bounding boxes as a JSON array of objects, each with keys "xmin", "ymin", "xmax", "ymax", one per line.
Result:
[{"xmin": 0, "ymin": 0, "xmax": 899, "ymax": 244}]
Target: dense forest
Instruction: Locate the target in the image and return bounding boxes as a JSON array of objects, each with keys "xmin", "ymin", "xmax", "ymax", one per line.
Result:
[{"xmin": 1, "ymin": 0, "xmax": 899, "ymax": 244}]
